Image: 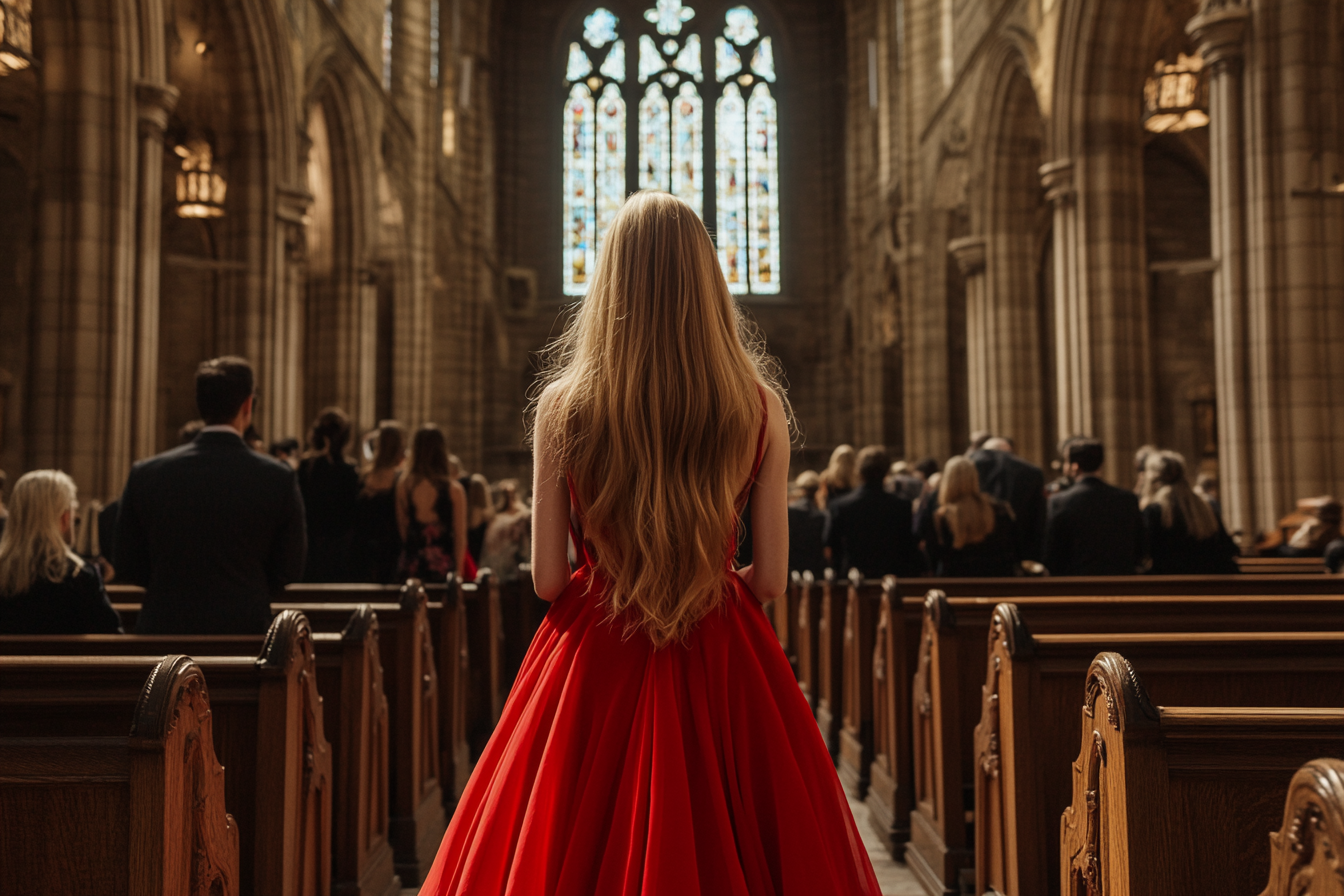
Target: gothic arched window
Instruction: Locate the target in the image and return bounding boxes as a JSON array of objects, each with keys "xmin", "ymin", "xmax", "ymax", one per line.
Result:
[{"xmin": 562, "ymin": 3, "xmax": 782, "ymax": 296}]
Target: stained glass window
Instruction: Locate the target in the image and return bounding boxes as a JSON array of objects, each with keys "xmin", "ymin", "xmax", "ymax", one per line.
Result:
[
  {"xmin": 745, "ymin": 84, "xmax": 780, "ymax": 293},
  {"xmin": 638, "ymin": 84, "xmax": 671, "ymax": 192},
  {"xmin": 716, "ymin": 83, "xmax": 748, "ymax": 293},
  {"xmin": 562, "ymin": 4, "xmax": 782, "ymax": 295}
]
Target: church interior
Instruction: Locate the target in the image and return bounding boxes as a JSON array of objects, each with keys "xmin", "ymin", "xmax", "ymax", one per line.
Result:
[{"xmin": 2, "ymin": 0, "xmax": 1344, "ymax": 894}]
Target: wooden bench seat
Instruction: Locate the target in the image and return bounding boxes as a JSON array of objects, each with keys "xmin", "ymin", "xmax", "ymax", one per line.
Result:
[
  {"xmin": 904, "ymin": 592, "xmax": 1344, "ymax": 895},
  {"xmin": 1236, "ymin": 555, "xmax": 1328, "ymax": 574},
  {"xmin": 1059, "ymin": 654, "xmax": 1344, "ymax": 895},
  {"xmin": 0, "ymin": 611, "xmax": 331, "ymax": 896},
  {"xmin": 975, "ymin": 618, "xmax": 1344, "ymax": 896},
  {"xmin": 280, "ymin": 585, "xmax": 446, "ymax": 886},
  {"xmin": 863, "ymin": 575, "xmax": 1344, "ymax": 859},
  {"xmin": 0, "ymin": 654, "xmax": 240, "ymax": 896},
  {"xmin": 0, "ymin": 607, "xmax": 398, "ymax": 896},
  {"xmin": 1259, "ymin": 758, "xmax": 1344, "ymax": 896},
  {"xmin": 794, "ymin": 571, "xmax": 821, "ymax": 711}
]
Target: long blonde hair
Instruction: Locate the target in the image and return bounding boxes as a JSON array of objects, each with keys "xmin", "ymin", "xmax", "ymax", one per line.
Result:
[
  {"xmin": 935, "ymin": 456, "xmax": 997, "ymax": 549},
  {"xmin": 1144, "ymin": 451, "xmax": 1219, "ymax": 540},
  {"xmin": 534, "ymin": 191, "xmax": 788, "ymax": 647},
  {"xmin": 821, "ymin": 444, "xmax": 857, "ymax": 493},
  {"xmin": 0, "ymin": 470, "xmax": 84, "ymax": 597}
]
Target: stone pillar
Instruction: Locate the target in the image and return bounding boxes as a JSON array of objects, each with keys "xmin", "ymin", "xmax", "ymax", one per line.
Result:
[
  {"xmin": 269, "ymin": 187, "xmax": 310, "ymax": 445},
  {"xmin": 1039, "ymin": 158, "xmax": 1091, "ymax": 444},
  {"xmin": 1187, "ymin": 2, "xmax": 1252, "ymax": 542},
  {"xmin": 949, "ymin": 235, "xmax": 988, "ymax": 436},
  {"xmin": 131, "ymin": 81, "xmax": 179, "ymax": 463}
]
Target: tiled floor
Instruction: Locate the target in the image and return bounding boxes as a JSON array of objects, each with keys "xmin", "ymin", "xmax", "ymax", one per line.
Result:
[
  {"xmin": 847, "ymin": 795, "xmax": 925, "ymax": 896},
  {"xmin": 405, "ymin": 796, "xmax": 923, "ymax": 896}
]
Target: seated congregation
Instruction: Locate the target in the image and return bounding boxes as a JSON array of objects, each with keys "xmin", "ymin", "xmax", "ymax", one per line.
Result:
[{"xmin": 2, "ymin": 355, "xmax": 1342, "ymax": 896}]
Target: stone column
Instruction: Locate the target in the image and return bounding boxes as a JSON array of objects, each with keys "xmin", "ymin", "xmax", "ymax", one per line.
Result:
[
  {"xmin": 268, "ymin": 186, "xmax": 310, "ymax": 445},
  {"xmin": 1187, "ymin": 2, "xmax": 1252, "ymax": 542},
  {"xmin": 1039, "ymin": 158, "xmax": 1091, "ymax": 445},
  {"xmin": 949, "ymin": 235, "xmax": 988, "ymax": 436},
  {"xmin": 131, "ymin": 81, "xmax": 179, "ymax": 463}
]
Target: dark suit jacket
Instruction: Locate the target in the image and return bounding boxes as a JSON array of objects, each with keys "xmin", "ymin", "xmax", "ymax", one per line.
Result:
[
  {"xmin": 970, "ymin": 449, "xmax": 1047, "ymax": 562},
  {"xmin": 1043, "ymin": 476, "xmax": 1145, "ymax": 576},
  {"xmin": 787, "ymin": 500, "xmax": 827, "ymax": 575},
  {"xmin": 823, "ymin": 484, "xmax": 925, "ymax": 579},
  {"xmin": 116, "ymin": 430, "xmax": 307, "ymax": 634}
]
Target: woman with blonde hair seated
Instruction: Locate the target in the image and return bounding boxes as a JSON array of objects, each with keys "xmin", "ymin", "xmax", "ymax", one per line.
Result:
[
  {"xmin": 819, "ymin": 443, "xmax": 857, "ymax": 507},
  {"xmin": 0, "ymin": 470, "xmax": 122, "ymax": 634},
  {"xmin": 1142, "ymin": 451, "xmax": 1239, "ymax": 574},
  {"xmin": 921, "ymin": 456, "xmax": 1020, "ymax": 577}
]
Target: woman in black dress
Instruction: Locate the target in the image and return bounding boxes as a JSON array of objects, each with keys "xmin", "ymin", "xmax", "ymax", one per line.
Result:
[
  {"xmin": 1141, "ymin": 450, "xmax": 1239, "ymax": 575},
  {"xmin": 396, "ymin": 425, "xmax": 468, "ymax": 581},
  {"xmin": 0, "ymin": 470, "xmax": 121, "ymax": 634},
  {"xmin": 298, "ymin": 408, "xmax": 360, "ymax": 582},
  {"xmin": 355, "ymin": 421, "xmax": 407, "ymax": 583},
  {"xmin": 922, "ymin": 456, "xmax": 1019, "ymax": 577}
]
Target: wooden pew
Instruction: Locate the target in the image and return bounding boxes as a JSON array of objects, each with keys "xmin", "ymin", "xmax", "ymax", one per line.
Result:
[
  {"xmin": 891, "ymin": 574, "xmax": 1344, "ymax": 598},
  {"xmin": 1259, "ymin": 758, "xmax": 1344, "ymax": 896},
  {"xmin": 0, "ymin": 654, "xmax": 241, "ymax": 896},
  {"xmin": 426, "ymin": 576, "xmax": 472, "ymax": 806},
  {"xmin": 764, "ymin": 572, "xmax": 798, "ymax": 672},
  {"xmin": 794, "ymin": 570, "xmax": 821, "ymax": 710},
  {"xmin": 838, "ymin": 573, "xmax": 890, "ymax": 798},
  {"xmin": 814, "ymin": 568, "xmax": 846, "ymax": 756},
  {"xmin": 0, "ymin": 607, "xmax": 396, "ymax": 896},
  {"xmin": 865, "ymin": 574, "xmax": 1344, "ymax": 860},
  {"xmin": 905, "ymin": 591, "xmax": 1344, "ymax": 893},
  {"xmin": 1058, "ymin": 654, "xmax": 1344, "ymax": 896},
  {"xmin": 0, "ymin": 610, "xmax": 332, "ymax": 896},
  {"xmin": 1237, "ymin": 555, "xmax": 1328, "ymax": 574},
  {"xmin": 279, "ymin": 584, "xmax": 446, "ymax": 886},
  {"xmin": 974, "ymin": 615, "xmax": 1344, "ymax": 896},
  {"xmin": 464, "ymin": 570, "xmax": 505, "ymax": 740}
]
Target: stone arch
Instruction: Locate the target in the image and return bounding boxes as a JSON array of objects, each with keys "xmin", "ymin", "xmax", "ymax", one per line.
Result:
[
  {"xmin": 965, "ymin": 40, "xmax": 1050, "ymax": 466},
  {"xmin": 1041, "ymin": 0, "xmax": 1201, "ymax": 479},
  {"xmin": 302, "ymin": 68, "xmax": 381, "ymax": 432}
]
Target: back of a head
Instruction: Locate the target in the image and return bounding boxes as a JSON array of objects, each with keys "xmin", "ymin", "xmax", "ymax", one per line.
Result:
[
  {"xmin": 196, "ymin": 356, "xmax": 254, "ymax": 426},
  {"xmin": 372, "ymin": 421, "xmax": 407, "ymax": 470},
  {"xmin": 468, "ymin": 474, "xmax": 492, "ymax": 511},
  {"xmin": 968, "ymin": 431, "xmax": 993, "ymax": 453},
  {"xmin": 981, "ymin": 437, "xmax": 1014, "ymax": 454},
  {"xmin": 937, "ymin": 456, "xmax": 995, "ymax": 548},
  {"xmin": 824, "ymin": 444, "xmax": 857, "ymax": 490},
  {"xmin": 857, "ymin": 445, "xmax": 890, "ymax": 486},
  {"xmin": 310, "ymin": 407, "xmax": 351, "ymax": 461},
  {"xmin": 536, "ymin": 191, "xmax": 786, "ymax": 647},
  {"xmin": 0, "ymin": 470, "xmax": 82, "ymax": 597},
  {"xmin": 915, "ymin": 457, "xmax": 939, "ymax": 480},
  {"xmin": 410, "ymin": 425, "xmax": 450, "ymax": 482},
  {"xmin": 1067, "ymin": 438, "xmax": 1105, "ymax": 475},
  {"xmin": 1147, "ymin": 450, "xmax": 1218, "ymax": 539},
  {"xmin": 795, "ymin": 470, "xmax": 820, "ymax": 500}
]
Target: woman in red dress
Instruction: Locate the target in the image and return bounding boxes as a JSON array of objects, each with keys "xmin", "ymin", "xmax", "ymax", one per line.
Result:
[{"xmin": 420, "ymin": 191, "xmax": 881, "ymax": 896}]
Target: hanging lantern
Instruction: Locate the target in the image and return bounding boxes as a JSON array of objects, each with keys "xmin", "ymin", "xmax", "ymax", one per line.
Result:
[
  {"xmin": 175, "ymin": 138, "xmax": 227, "ymax": 218},
  {"xmin": 0, "ymin": 0, "xmax": 34, "ymax": 75},
  {"xmin": 1143, "ymin": 52, "xmax": 1209, "ymax": 134}
]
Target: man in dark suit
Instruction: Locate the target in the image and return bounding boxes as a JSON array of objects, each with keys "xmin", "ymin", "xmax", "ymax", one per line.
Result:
[
  {"xmin": 823, "ymin": 446, "xmax": 925, "ymax": 579},
  {"xmin": 1043, "ymin": 438, "xmax": 1145, "ymax": 576},
  {"xmin": 116, "ymin": 357, "xmax": 307, "ymax": 634},
  {"xmin": 969, "ymin": 437, "xmax": 1048, "ymax": 562}
]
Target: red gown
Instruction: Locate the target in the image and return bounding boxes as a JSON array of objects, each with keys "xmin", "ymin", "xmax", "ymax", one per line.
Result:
[{"xmin": 420, "ymin": 397, "xmax": 882, "ymax": 896}]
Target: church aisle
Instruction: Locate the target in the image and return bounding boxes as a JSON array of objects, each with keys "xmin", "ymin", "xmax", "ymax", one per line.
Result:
[
  {"xmin": 398, "ymin": 794, "xmax": 920, "ymax": 895},
  {"xmin": 847, "ymin": 796, "xmax": 924, "ymax": 896}
]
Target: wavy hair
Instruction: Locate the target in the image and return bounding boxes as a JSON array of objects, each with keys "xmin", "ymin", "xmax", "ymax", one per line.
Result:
[
  {"xmin": 1144, "ymin": 451, "xmax": 1219, "ymax": 540},
  {"xmin": 532, "ymin": 191, "xmax": 789, "ymax": 647},
  {"xmin": 0, "ymin": 470, "xmax": 83, "ymax": 597},
  {"xmin": 935, "ymin": 456, "xmax": 997, "ymax": 549}
]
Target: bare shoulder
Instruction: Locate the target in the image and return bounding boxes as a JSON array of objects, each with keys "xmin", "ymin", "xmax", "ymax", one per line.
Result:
[
  {"xmin": 762, "ymin": 386, "xmax": 789, "ymax": 444},
  {"xmin": 448, "ymin": 477, "xmax": 467, "ymax": 501}
]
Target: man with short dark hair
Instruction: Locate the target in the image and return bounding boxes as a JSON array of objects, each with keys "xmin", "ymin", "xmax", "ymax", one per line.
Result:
[
  {"xmin": 1042, "ymin": 438, "xmax": 1145, "ymax": 576},
  {"xmin": 823, "ymin": 445, "xmax": 924, "ymax": 579},
  {"xmin": 116, "ymin": 356, "xmax": 307, "ymax": 633}
]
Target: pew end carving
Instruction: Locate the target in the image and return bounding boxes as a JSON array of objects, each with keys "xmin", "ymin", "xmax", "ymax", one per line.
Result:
[{"xmin": 1259, "ymin": 759, "xmax": 1344, "ymax": 896}]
